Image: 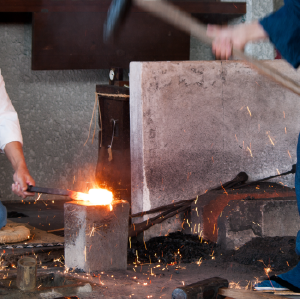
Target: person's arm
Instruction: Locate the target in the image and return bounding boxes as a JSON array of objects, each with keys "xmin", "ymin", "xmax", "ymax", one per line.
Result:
[
  {"xmin": 206, "ymin": 21, "xmax": 269, "ymax": 60},
  {"xmin": 207, "ymin": 0, "xmax": 300, "ymax": 68},
  {"xmin": 0, "ymin": 71, "xmax": 35, "ymax": 198},
  {"xmin": 4, "ymin": 141, "xmax": 35, "ymax": 198}
]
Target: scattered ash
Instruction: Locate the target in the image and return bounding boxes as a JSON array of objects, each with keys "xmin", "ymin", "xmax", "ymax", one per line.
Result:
[
  {"xmin": 221, "ymin": 236, "xmax": 299, "ymax": 272},
  {"xmin": 128, "ymin": 232, "xmax": 218, "ymax": 264}
]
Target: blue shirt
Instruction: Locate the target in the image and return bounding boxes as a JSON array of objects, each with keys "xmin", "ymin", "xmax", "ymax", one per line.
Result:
[{"xmin": 259, "ymin": 0, "xmax": 300, "ymax": 68}]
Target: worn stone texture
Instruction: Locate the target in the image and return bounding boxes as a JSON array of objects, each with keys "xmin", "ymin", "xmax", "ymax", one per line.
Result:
[
  {"xmin": 0, "ymin": 23, "xmax": 108, "ymax": 201},
  {"xmin": 218, "ymin": 199, "xmax": 300, "ymax": 250},
  {"xmin": 64, "ymin": 200, "xmax": 129, "ymax": 272},
  {"xmin": 130, "ymin": 60, "xmax": 300, "ymax": 239}
]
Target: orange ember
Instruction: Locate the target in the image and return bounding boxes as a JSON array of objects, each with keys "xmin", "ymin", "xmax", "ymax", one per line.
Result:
[{"xmin": 75, "ymin": 188, "xmax": 113, "ymax": 205}]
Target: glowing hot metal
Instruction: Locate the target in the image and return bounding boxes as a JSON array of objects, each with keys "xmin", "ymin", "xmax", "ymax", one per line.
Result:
[{"xmin": 75, "ymin": 188, "xmax": 113, "ymax": 205}]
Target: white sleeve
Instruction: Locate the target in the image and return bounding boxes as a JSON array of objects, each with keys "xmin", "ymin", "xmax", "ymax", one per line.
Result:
[{"xmin": 0, "ymin": 70, "xmax": 23, "ymax": 152}]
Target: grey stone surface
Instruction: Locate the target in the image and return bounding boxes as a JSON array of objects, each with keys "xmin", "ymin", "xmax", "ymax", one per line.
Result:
[
  {"xmin": 263, "ymin": 200, "xmax": 300, "ymax": 237},
  {"xmin": 218, "ymin": 199, "xmax": 300, "ymax": 250},
  {"xmin": 0, "ymin": 23, "xmax": 108, "ymax": 201},
  {"xmin": 130, "ymin": 60, "xmax": 300, "ymax": 239},
  {"xmin": 190, "ymin": 38, "xmax": 214, "ymax": 61},
  {"xmin": 64, "ymin": 200, "xmax": 129, "ymax": 272},
  {"xmin": 273, "ymin": 0, "xmax": 284, "ymax": 11}
]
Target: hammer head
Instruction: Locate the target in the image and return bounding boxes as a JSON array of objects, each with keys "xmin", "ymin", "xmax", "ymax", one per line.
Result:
[
  {"xmin": 172, "ymin": 277, "xmax": 228, "ymax": 299},
  {"xmin": 103, "ymin": 0, "xmax": 132, "ymax": 43}
]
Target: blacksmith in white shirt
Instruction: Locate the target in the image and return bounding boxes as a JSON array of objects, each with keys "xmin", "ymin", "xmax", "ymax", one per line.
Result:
[{"xmin": 0, "ymin": 71, "xmax": 35, "ymax": 228}]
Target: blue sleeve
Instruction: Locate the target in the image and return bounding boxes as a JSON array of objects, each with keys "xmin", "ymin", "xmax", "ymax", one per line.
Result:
[{"xmin": 259, "ymin": 0, "xmax": 300, "ymax": 69}]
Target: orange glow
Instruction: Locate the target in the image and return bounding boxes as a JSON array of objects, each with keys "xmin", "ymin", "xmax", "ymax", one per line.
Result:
[{"xmin": 76, "ymin": 189, "xmax": 113, "ymax": 205}]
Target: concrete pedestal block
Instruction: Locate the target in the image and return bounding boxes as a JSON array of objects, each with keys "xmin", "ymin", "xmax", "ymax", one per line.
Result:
[
  {"xmin": 64, "ymin": 200, "xmax": 129, "ymax": 273},
  {"xmin": 217, "ymin": 199, "xmax": 300, "ymax": 250}
]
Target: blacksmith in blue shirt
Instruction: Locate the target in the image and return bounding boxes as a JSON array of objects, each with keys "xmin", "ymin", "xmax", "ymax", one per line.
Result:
[{"xmin": 207, "ymin": 0, "xmax": 300, "ymax": 292}]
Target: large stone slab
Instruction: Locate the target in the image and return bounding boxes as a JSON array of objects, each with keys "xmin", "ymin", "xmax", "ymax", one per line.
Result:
[{"xmin": 129, "ymin": 60, "xmax": 300, "ymax": 239}]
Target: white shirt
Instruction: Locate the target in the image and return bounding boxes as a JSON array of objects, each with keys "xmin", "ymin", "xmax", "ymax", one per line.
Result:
[{"xmin": 0, "ymin": 70, "xmax": 23, "ymax": 152}]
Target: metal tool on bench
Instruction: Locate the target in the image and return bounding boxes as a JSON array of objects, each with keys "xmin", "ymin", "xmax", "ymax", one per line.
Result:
[
  {"xmin": 26, "ymin": 185, "xmax": 87, "ymax": 200},
  {"xmin": 171, "ymin": 277, "xmax": 287, "ymax": 299},
  {"xmin": 104, "ymin": 0, "xmax": 300, "ymax": 97}
]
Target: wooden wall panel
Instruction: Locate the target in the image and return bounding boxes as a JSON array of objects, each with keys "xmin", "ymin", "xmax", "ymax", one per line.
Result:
[
  {"xmin": 32, "ymin": 11, "xmax": 191, "ymax": 70},
  {"xmin": 30, "ymin": 1, "xmax": 246, "ymax": 70},
  {"xmin": 0, "ymin": 1, "xmax": 246, "ymax": 14}
]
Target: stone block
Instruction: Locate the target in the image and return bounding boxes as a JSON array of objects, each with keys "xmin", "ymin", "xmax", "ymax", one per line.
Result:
[
  {"xmin": 130, "ymin": 60, "xmax": 300, "ymax": 239},
  {"xmin": 217, "ymin": 199, "xmax": 300, "ymax": 250},
  {"xmin": 64, "ymin": 200, "xmax": 129, "ymax": 272}
]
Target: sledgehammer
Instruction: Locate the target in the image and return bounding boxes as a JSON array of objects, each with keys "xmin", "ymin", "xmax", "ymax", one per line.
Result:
[
  {"xmin": 104, "ymin": 0, "xmax": 300, "ymax": 97},
  {"xmin": 171, "ymin": 277, "xmax": 286, "ymax": 299}
]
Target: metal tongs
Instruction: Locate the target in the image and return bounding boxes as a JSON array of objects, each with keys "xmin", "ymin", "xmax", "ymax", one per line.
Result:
[{"xmin": 26, "ymin": 185, "xmax": 86, "ymax": 200}]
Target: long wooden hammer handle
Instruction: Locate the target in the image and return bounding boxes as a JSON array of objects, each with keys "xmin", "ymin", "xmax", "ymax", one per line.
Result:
[{"xmin": 134, "ymin": 0, "xmax": 300, "ymax": 97}]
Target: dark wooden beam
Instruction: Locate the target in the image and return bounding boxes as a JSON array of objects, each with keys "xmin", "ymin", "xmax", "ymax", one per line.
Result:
[
  {"xmin": 32, "ymin": 11, "xmax": 191, "ymax": 70},
  {"xmin": 0, "ymin": 1, "xmax": 246, "ymax": 15},
  {"xmin": 176, "ymin": 2, "xmax": 246, "ymax": 14}
]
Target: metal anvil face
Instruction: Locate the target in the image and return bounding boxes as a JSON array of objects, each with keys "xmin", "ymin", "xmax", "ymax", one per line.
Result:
[{"xmin": 64, "ymin": 200, "xmax": 130, "ymax": 273}]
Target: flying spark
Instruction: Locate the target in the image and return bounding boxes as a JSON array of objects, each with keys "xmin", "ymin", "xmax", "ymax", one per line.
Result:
[
  {"xmin": 247, "ymin": 146, "xmax": 253, "ymax": 157},
  {"xmin": 220, "ymin": 181, "xmax": 228, "ymax": 195},
  {"xmin": 247, "ymin": 106, "xmax": 252, "ymax": 117},
  {"xmin": 266, "ymin": 131, "xmax": 275, "ymax": 146},
  {"xmin": 264, "ymin": 267, "xmax": 272, "ymax": 276}
]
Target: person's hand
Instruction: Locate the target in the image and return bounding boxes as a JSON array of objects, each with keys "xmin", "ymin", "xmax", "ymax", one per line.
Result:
[
  {"xmin": 4, "ymin": 141, "xmax": 36, "ymax": 198},
  {"xmin": 207, "ymin": 21, "xmax": 269, "ymax": 60},
  {"xmin": 12, "ymin": 163, "xmax": 35, "ymax": 198},
  {"xmin": 207, "ymin": 24, "xmax": 247, "ymax": 59}
]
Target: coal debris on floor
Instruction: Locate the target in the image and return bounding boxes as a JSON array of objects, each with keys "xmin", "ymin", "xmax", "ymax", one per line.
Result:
[
  {"xmin": 128, "ymin": 232, "xmax": 218, "ymax": 264},
  {"xmin": 7, "ymin": 211, "xmax": 28, "ymax": 218},
  {"xmin": 221, "ymin": 236, "xmax": 299, "ymax": 271}
]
